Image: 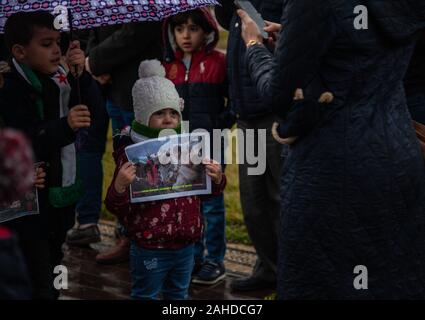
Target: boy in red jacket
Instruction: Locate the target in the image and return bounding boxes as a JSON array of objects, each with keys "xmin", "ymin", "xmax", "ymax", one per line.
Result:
[{"xmin": 105, "ymin": 59, "xmax": 226, "ymax": 300}]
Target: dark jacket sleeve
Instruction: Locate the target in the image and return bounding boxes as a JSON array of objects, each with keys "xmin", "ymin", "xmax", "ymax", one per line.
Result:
[
  {"xmin": 215, "ymin": 53, "xmax": 235, "ymax": 129},
  {"xmin": 35, "ymin": 117, "xmax": 75, "ymax": 151},
  {"xmin": 212, "ymin": 174, "xmax": 227, "ymax": 196},
  {"xmin": 88, "ymin": 22, "xmax": 161, "ymax": 76},
  {"xmin": 215, "ymin": 0, "xmax": 235, "ymax": 31},
  {"xmin": 246, "ymin": 0, "xmax": 337, "ymax": 119},
  {"xmin": 0, "ymin": 92, "xmax": 75, "ymax": 153},
  {"xmin": 105, "ymin": 181, "xmax": 131, "ymax": 221},
  {"xmin": 201, "ymin": 173, "xmax": 227, "ymax": 201},
  {"xmin": 67, "ymin": 70, "xmax": 93, "ymax": 106},
  {"xmin": 217, "ymin": 76, "xmax": 236, "ymax": 129}
]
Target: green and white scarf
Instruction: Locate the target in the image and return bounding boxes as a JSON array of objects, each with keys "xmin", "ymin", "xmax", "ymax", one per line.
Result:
[{"xmin": 130, "ymin": 120, "xmax": 182, "ymax": 143}]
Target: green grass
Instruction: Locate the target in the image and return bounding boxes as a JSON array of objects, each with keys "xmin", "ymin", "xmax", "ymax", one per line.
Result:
[
  {"xmin": 217, "ymin": 30, "xmax": 229, "ymax": 52},
  {"xmin": 100, "ymin": 127, "xmax": 116, "ymax": 222},
  {"xmin": 264, "ymin": 293, "xmax": 277, "ymax": 300},
  {"xmin": 100, "ymin": 125, "xmax": 251, "ymax": 244}
]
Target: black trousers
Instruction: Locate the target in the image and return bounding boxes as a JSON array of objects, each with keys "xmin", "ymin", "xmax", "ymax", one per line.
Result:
[
  {"xmin": 5, "ymin": 204, "xmax": 75, "ymax": 299},
  {"xmin": 237, "ymin": 115, "xmax": 284, "ymax": 282},
  {"xmin": 0, "ymin": 232, "xmax": 32, "ymax": 299}
]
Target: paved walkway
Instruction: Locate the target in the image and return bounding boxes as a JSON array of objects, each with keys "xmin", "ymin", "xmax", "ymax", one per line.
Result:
[{"xmin": 59, "ymin": 221, "xmax": 276, "ymax": 300}]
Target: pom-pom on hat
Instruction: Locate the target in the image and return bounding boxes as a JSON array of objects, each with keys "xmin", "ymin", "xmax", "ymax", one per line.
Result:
[{"xmin": 132, "ymin": 59, "xmax": 182, "ymax": 126}]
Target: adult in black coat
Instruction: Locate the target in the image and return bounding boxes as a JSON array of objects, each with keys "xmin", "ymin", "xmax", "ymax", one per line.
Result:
[
  {"xmin": 239, "ymin": 0, "xmax": 425, "ymax": 299},
  {"xmin": 215, "ymin": 0, "xmax": 285, "ymax": 292}
]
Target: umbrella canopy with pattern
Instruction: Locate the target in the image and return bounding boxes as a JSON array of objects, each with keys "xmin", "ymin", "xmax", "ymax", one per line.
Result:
[{"xmin": 0, "ymin": 0, "xmax": 219, "ymax": 33}]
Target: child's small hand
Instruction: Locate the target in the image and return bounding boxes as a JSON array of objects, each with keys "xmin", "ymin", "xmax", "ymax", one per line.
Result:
[
  {"xmin": 35, "ymin": 166, "xmax": 46, "ymax": 189},
  {"xmin": 66, "ymin": 41, "xmax": 85, "ymax": 77},
  {"xmin": 68, "ymin": 105, "xmax": 91, "ymax": 131},
  {"xmin": 115, "ymin": 162, "xmax": 136, "ymax": 193},
  {"xmin": 203, "ymin": 159, "xmax": 223, "ymax": 185}
]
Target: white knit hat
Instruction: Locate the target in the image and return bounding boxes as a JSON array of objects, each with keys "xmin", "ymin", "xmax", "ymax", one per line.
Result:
[{"xmin": 132, "ymin": 59, "xmax": 183, "ymax": 126}]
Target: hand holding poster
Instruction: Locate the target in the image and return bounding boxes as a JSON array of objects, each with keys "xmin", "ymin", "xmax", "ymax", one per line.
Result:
[{"xmin": 125, "ymin": 132, "xmax": 212, "ymax": 203}]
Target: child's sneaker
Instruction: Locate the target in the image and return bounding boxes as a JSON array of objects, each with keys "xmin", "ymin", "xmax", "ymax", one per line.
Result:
[
  {"xmin": 191, "ymin": 261, "xmax": 226, "ymax": 285},
  {"xmin": 66, "ymin": 225, "xmax": 101, "ymax": 246}
]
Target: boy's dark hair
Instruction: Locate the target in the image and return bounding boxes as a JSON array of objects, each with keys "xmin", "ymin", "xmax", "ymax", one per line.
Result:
[
  {"xmin": 169, "ymin": 9, "xmax": 213, "ymax": 34},
  {"xmin": 4, "ymin": 11, "xmax": 55, "ymax": 51}
]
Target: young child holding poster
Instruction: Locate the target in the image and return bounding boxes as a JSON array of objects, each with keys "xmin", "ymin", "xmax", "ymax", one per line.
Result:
[{"xmin": 105, "ymin": 59, "xmax": 226, "ymax": 300}]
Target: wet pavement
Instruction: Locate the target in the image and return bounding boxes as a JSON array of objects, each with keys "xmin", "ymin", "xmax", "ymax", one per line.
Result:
[{"xmin": 59, "ymin": 221, "xmax": 276, "ymax": 300}]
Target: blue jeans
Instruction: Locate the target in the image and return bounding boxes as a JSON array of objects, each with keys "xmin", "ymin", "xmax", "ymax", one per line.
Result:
[
  {"xmin": 194, "ymin": 193, "xmax": 226, "ymax": 264},
  {"xmin": 130, "ymin": 243, "xmax": 194, "ymax": 300},
  {"xmin": 407, "ymin": 93, "xmax": 425, "ymax": 125},
  {"xmin": 76, "ymin": 152, "xmax": 103, "ymax": 225},
  {"xmin": 105, "ymin": 100, "xmax": 135, "ymax": 135}
]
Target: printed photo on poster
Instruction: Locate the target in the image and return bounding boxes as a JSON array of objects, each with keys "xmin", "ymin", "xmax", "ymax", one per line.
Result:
[
  {"xmin": 0, "ymin": 186, "xmax": 39, "ymax": 223},
  {"xmin": 125, "ymin": 132, "xmax": 212, "ymax": 203}
]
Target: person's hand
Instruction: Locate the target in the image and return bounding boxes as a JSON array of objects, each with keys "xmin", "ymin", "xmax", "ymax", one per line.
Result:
[
  {"xmin": 66, "ymin": 40, "xmax": 85, "ymax": 77},
  {"xmin": 0, "ymin": 61, "xmax": 10, "ymax": 74},
  {"xmin": 237, "ymin": 9, "xmax": 263, "ymax": 46},
  {"xmin": 114, "ymin": 162, "xmax": 136, "ymax": 193},
  {"xmin": 67, "ymin": 105, "xmax": 91, "ymax": 131},
  {"xmin": 34, "ymin": 166, "xmax": 46, "ymax": 189},
  {"xmin": 93, "ymin": 74, "xmax": 112, "ymax": 85},
  {"xmin": 264, "ymin": 20, "xmax": 282, "ymax": 36},
  {"xmin": 264, "ymin": 20, "xmax": 282, "ymax": 47},
  {"xmin": 203, "ymin": 159, "xmax": 223, "ymax": 185}
]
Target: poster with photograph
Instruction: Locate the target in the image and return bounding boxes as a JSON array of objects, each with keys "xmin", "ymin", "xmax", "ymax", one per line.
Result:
[
  {"xmin": 0, "ymin": 186, "xmax": 39, "ymax": 223},
  {"xmin": 125, "ymin": 132, "xmax": 212, "ymax": 203}
]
